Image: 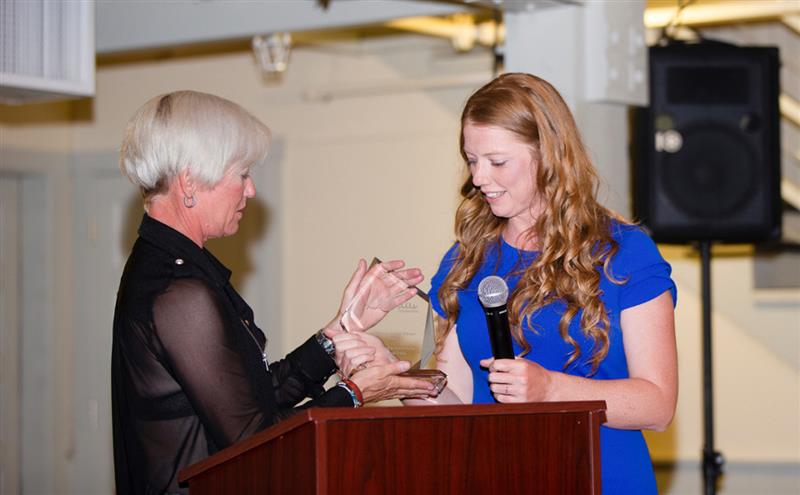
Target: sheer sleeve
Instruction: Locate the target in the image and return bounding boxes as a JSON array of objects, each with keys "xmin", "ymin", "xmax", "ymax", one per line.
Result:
[
  {"xmin": 152, "ymin": 279, "xmax": 353, "ymax": 449},
  {"xmin": 268, "ymin": 335, "xmax": 345, "ymax": 408},
  {"xmin": 153, "ymin": 279, "xmax": 273, "ymax": 446}
]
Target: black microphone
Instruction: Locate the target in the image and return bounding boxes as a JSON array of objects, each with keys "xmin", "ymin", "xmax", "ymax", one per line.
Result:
[{"xmin": 477, "ymin": 275, "xmax": 515, "ymax": 360}]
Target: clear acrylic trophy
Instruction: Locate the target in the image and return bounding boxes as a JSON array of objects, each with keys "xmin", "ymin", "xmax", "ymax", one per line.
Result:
[{"xmin": 340, "ymin": 258, "xmax": 446, "ymax": 393}]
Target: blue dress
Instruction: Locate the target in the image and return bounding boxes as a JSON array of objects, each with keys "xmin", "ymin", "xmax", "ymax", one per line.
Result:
[{"xmin": 429, "ymin": 223, "xmax": 676, "ymax": 495}]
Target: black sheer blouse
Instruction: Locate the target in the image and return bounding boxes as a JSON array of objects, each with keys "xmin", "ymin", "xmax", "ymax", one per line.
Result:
[{"xmin": 112, "ymin": 214, "xmax": 352, "ymax": 495}]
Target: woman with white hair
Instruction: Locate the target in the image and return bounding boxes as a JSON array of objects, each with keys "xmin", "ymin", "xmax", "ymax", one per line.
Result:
[{"xmin": 111, "ymin": 90, "xmax": 437, "ymax": 495}]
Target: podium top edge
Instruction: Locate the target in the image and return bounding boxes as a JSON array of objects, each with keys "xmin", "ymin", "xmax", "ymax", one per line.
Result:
[{"xmin": 306, "ymin": 400, "xmax": 607, "ymax": 421}]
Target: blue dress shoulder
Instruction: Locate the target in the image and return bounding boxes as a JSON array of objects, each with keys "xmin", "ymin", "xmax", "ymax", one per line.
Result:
[{"xmin": 428, "ymin": 222, "xmax": 676, "ymax": 495}]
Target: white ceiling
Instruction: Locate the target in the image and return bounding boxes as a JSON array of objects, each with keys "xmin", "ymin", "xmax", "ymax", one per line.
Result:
[{"xmin": 95, "ymin": 0, "xmax": 468, "ymax": 53}]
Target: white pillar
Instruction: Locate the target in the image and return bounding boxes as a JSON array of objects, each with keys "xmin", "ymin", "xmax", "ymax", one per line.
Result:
[{"xmin": 503, "ymin": 1, "xmax": 647, "ymax": 217}]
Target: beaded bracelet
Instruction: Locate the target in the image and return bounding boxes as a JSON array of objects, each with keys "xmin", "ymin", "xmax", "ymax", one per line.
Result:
[{"xmin": 337, "ymin": 378, "xmax": 363, "ymax": 408}]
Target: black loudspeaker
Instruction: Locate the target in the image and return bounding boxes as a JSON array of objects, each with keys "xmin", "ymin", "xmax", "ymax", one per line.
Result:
[{"xmin": 633, "ymin": 43, "xmax": 781, "ymax": 243}]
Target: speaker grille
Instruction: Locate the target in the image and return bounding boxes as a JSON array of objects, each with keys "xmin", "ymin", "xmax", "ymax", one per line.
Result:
[{"xmin": 662, "ymin": 124, "xmax": 757, "ymax": 219}]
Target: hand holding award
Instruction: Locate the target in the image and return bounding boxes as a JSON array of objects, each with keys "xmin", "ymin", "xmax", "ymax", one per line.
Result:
[
  {"xmin": 333, "ymin": 258, "xmax": 446, "ymax": 395},
  {"xmin": 338, "ymin": 259, "xmax": 422, "ymax": 333}
]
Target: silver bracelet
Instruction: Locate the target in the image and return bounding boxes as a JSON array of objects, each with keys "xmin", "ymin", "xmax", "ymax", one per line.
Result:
[{"xmin": 336, "ymin": 380, "xmax": 362, "ymax": 408}]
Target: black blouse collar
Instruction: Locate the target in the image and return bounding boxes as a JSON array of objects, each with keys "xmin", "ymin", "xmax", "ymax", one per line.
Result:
[{"xmin": 137, "ymin": 213, "xmax": 232, "ymax": 287}]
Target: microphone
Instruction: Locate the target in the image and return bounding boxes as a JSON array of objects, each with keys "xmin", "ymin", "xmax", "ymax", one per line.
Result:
[{"xmin": 477, "ymin": 276, "xmax": 515, "ymax": 360}]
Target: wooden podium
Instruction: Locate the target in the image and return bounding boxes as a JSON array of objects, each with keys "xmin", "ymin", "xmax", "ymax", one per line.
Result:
[{"xmin": 179, "ymin": 401, "xmax": 606, "ymax": 494}]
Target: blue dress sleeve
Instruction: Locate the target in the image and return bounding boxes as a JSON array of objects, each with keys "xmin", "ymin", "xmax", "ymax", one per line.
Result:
[
  {"xmin": 428, "ymin": 243, "xmax": 460, "ymax": 318},
  {"xmin": 611, "ymin": 225, "xmax": 677, "ymax": 309}
]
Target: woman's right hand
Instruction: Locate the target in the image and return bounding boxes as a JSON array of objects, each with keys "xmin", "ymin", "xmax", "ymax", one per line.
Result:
[
  {"xmin": 349, "ymin": 361, "xmax": 438, "ymax": 403},
  {"xmin": 331, "ymin": 331, "xmax": 398, "ymax": 378},
  {"xmin": 334, "ymin": 259, "xmax": 424, "ymax": 333}
]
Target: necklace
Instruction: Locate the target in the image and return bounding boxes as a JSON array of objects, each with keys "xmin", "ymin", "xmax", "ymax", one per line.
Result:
[{"xmin": 241, "ymin": 318, "xmax": 268, "ymax": 369}]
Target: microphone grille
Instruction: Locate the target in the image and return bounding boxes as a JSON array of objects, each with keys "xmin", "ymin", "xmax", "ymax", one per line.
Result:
[{"xmin": 477, "ymin": 275, "xmax": 509, "ymax": 308}]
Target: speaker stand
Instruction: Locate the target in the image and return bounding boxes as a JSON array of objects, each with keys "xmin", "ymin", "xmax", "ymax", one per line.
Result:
[{"xmin": 700, "ymin": 241, "xmax": 724, "ymax": 495}]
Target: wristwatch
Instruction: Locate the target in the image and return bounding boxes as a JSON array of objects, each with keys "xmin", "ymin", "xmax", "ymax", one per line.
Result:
[{"xmin": 315, "ymin": 329, "xmax": 336, "ymax": 358}]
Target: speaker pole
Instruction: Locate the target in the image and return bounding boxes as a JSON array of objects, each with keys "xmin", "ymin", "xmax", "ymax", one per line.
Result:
[{"xmin": 700, "ymin": 240, "xmax": 724, "ymax": 495}]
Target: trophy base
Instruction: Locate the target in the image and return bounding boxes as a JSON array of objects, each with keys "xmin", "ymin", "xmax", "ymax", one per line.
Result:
[{"xmin": 398, "ymin": 369, "xmax": 446, "ymax": 393}]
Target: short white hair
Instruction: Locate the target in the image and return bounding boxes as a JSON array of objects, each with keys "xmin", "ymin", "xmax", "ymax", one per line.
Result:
[{"xmin": 120, "ymin": 90, "xmax": 271, "ymax": 196}]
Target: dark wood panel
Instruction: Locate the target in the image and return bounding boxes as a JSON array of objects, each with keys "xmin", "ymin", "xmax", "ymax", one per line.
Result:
[
  {"xmin": 185, "ymin": 423, "xmax": 317, "ymax": 495},
  {"xmin": 324, "ymin": 412, "xmax": 599, "ymax": 494}
]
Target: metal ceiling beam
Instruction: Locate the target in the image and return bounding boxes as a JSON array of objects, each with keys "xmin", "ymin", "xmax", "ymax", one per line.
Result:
[
  {"xmin": 782, "ymin": 14, "xmax": 800, "ymax": 35},
  {"xmin": 644, "ymin": 1, "xmax": 800, "ymax": 28},
  {"xmin": 385, "ymin": 14, "xmax": 504, "ymax": 51}
]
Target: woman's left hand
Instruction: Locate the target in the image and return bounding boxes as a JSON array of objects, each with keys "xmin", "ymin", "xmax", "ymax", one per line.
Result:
[
  {"xmin": 479, "ymin": 357, "xmax": 553, "ymax": 403},
  {"xmin": 333, "ymin": 258, "xmax": 424, "ymax": 333}
]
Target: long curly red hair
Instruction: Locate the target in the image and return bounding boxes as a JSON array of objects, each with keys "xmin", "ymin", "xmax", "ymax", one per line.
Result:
[{"xmin": 437, "ymin": 73, "xmax": 628, "ymax": 373}]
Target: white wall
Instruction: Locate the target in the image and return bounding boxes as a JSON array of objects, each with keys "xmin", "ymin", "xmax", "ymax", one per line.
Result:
[
  {"xmin": 647, "ymin": 245, "xmax": 800, "ymax": 463},
  {"xmin": 0, "ymin": 126, "xmax": 76, "ymax": 491},
  {"xmin": 0, "ymin": 176, "xmax": 21, "ymax": 494}
]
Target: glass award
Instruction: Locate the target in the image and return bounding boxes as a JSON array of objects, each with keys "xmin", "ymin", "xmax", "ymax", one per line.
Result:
[{"xmin": 362, "ymin": 257, "xmax": 446, "ymax": 393}]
